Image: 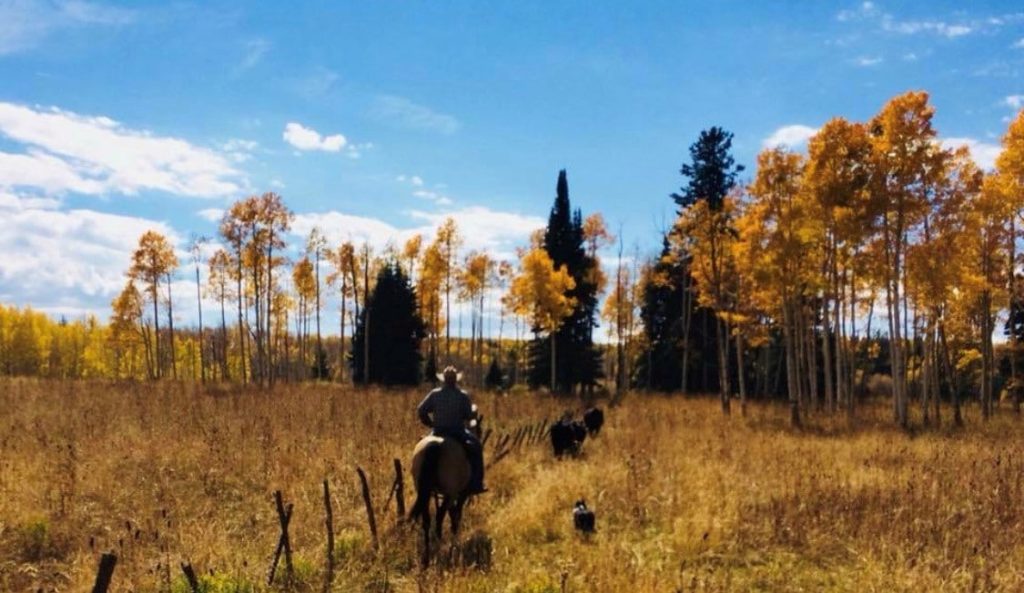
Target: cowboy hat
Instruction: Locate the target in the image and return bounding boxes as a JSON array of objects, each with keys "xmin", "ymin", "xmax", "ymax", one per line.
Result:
[{"xmin": 436, "ymin": 365, "xmax": 463, "ymax": 382}]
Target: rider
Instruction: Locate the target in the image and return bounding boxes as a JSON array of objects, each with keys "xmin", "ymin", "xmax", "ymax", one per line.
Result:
[{"xmin": 417, "ymin": 365, "xmax": 487, "ymax": 494}]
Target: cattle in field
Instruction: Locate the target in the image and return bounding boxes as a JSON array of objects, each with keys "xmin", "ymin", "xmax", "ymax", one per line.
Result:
[
  {"xmin": 583, "ymin": 406, "xmax": 604, "ymax": 436},
  {"xmin": 550, "ymin": 416, "xmax": 587, "ymax": 457}
]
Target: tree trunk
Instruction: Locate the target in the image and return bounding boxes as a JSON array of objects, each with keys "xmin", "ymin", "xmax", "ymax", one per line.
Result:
[
  {"xmin": 219, "ymin": 292, "xmax": 229, "ymax": 381},
  {"xmin": 735, "ymin": 331, "xmax": 747, "ymax": 416},
  {"xmin": 716, "ymin": 317, "xmax": 731, "ymax": 415},
  {"xmin": 235, "ymin": 253, "xmax": 247, "ymax": 385},
  {"xmin": 167, "ymin": 273, "xmax": 177, "ymax": 380},
  {"xmin": 151, "ymin": 279, "xmax": 161, "ymax": 380},
  {"xmin": 315, "ymin": 248, "xmax": 323, "ymax": 380},
  {"xmin": 195, "ymin": 261, "xmax": 205, "ymax": 384},
  {"xmin": 680, "ymin": 263, "xmax": 693, "ymax": 394}
]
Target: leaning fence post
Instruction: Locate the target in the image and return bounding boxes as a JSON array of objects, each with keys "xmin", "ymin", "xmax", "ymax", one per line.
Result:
[
  {"xmin": 180, "ymin": 562, "xmax": 200, "ymax": 593},
  {"xmin": 91, "ymin": 552, "xmax": 117, "ymax": 593},
  {"xmin": 393, "ymin": 458, "xmax": 406, "ymax": 518},
  {"xmin": 267, "ymin": 490, "xmax": 294, "ymax": 585},
  {"xmin": 323, "ymin": 479, "xmax": 335, "ymax": 593},
  {"xmin": 356, "ymin": 466, "xmax": 379, "ymax": 550}
]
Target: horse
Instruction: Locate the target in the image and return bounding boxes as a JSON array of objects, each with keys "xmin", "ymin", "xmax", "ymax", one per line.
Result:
[{"xmin": 408, "ymin": 409, "xmax": 482, "ymax": 566}]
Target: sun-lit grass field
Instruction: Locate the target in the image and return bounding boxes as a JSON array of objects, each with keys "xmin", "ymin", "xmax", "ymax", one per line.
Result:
[{"xmin": 1, "ymin": 380, "xmax": 1023, "ymax": 592}]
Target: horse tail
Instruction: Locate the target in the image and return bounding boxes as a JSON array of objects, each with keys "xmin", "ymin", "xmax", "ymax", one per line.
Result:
[{"xmin": 409, "ymin": 441, "xmax": 442, "ymax": 522}]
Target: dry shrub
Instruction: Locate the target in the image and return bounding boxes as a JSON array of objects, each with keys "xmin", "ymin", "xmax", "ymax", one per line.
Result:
[{"xmin": 0, "ymin": 379, "xmax": 1022, "ymax": 592}]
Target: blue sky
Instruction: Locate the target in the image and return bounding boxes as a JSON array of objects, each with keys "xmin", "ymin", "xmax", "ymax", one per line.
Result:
[{"xmin": 1, "ymin": 0, "xmax": 1024, "ymax": 325}]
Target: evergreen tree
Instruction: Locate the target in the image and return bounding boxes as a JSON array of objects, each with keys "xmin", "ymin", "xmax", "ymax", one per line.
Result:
[
  {"xmin": 633, "ymin": 238, "xmax": 720, "ymax": 392},
  {"xmin": 528, "ymin": 170, "xmax": 603, "ymax": 392},
  {"xmin": 351, "ymin": 263, "xmax": 426, "ymax": 385},
  {"xmin": 485, "ymin": 358, "xmax": 504, "ymax": 390},
  {"xmin": 671, "ymin": 126, "xmax": 744, "ymax": 212},
  {"xmin": 637, "ymin": 128, "xmax": 741, "ymax": 394}
]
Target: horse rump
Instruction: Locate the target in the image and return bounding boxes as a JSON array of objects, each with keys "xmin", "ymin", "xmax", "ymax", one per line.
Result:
[{"xmin": 409, "ymin": 441, "xmax": 442, "ymax": 523}]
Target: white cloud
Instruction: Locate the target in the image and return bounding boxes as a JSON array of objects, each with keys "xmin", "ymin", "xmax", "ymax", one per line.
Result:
[
  {"xmin": 1014, "ymin": 38, "xmax": 1024, "ymax": 49},
  {"xmin": 902, "ymin": 52, "xmax": 919, "ymax": 62},
  {"xmin": 407, "ymin": 206, "xmax": 545, "ymax": 258},
  {"xmin": 292, "ymin": 205, "xmax": 544, "ymax": 262},
  {"xmin": 292, "ymin": 210, "xmax": 409, "ymax": 250},
  {"xmin": 1004, "ymin": 95, "xmax": 1024, "ymax": 109},
  {"xmin": 238, "ymin": 38, "xmax": 269, "ymax": 71},
  {"xmin": 836, "ymin": 2, "xmax": 878, "ymax": 22},
  {"xmin": 0, "ymin": 201, "xmax": 178, "ymax": 314},
  {"xmin": 398, "ymin": 174, "xmax": 453, "ymax": 205},
  {"xmin": 370, "ymin": 95, "xmax": 461, "ymax": 134},
  {"xmin": 836, "ymin": 4, "xmax": 1024, "ymax": 39},
  {"xmin": 942, "ymin": 137, "xmax": 1001, "ymax": 170},
  {"xmin": 762, "ymin": 124, "xmax": 818, "ymax": 149},
  {"xmin": 196, "ymin": 208, "xmax": 224, "ymax": 223},
  {"xmin": 413, "ymin": 189, "xmax": 453, "ymax": 205},
  {"xmin": 881, "ymin": 17, "xmax": 973, "ymax": 38},
  {"xmin": 853, "ymin": 55, "xmax": 883, "ymax": 67},
  {"xmin": 290, "ymin": 67, "xmax": 339, "ymax": 99},
  {"xmin": 0, "ymin": 0, "xmax": 136, "ymax": 55},
  {"xmin": 0, "ymin": 102, "xmax": 244, "ymax": 197},
  {"xmin": 282, "ymin": 122, "xmax": 347, "ymax": 152}
]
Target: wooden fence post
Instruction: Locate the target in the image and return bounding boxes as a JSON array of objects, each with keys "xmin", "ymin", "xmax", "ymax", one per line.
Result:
[
  {"xmin": 181, "ymin": 562, "xmax": 200, "ymax": 593},
  {"xmin": 323, "ymin": 479, "xmax": 335, "ymax": 593},
  {"xmin": 356, "ymin": 467, "xmax": 379, "ymax": 550},
  {"xmin": 393, "ymin": 458, "xmax": 406, "ymax": 518},
  {"xmin": 267, "ymin": 490, "xmax": 294, "ymax": 585},
  {"xmin": 91, "ymin": 552, "xmax": 117, "ymax": 593}
]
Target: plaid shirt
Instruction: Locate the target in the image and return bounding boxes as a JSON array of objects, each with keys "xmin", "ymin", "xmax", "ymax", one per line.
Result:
[{"xmin": 418, "ymin": 385, "xmax": 473, "ymax": 432}]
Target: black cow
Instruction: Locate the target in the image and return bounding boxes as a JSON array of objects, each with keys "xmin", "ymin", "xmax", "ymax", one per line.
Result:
[
  {"xmin": 583, "ymin": 407, "xmax": 604, "ymax": 436},
  {"xmin": 573, "ymin": 499, "xmax": 596, "ymax": 533},
  {"xmin": 550, "ymin": 417, "xmax": 587, "ymax": 457}
]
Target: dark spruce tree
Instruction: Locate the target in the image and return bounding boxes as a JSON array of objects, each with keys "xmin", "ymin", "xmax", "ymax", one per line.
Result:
[
  {"xmin": 633, "ymin": 237, "xmax": 720, "ymax": 392},
  {"xmin": 636, "ymin": 127, "xmax": 743, "ymax": 394},
  {"xmin": 350, "ymin": 262, "xmax": 427, "ymax": 386},
  {"xmin": 528, "ymin": 170, "xmax": 603, "ymax": 393},
  {"xmin": 485, "ymin": 358, "xmax": 505, "ymax": 390},
  {"xmin": 671, "ymin": 126, "xmax": 744, "ymax": 212}
]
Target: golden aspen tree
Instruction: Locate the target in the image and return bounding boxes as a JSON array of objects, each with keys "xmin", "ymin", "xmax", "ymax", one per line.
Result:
[
  {"xmin": 508, "ymin": 248, "xmax": 576, "ymax": 391},
  {"xmin": 327, "ymin": 241, "xmax": 356, "ymax": 381},
  {"xmin": 219, "ymin": 204, "xmax": 250, "ymax": 384},
  {"xmin": 436, "ymin": 217, "xmax": 462, "ymax": 360},
  {"xmin": 868, "ymin": 91, "xmax": 944, "ymax": 428},
  {"xmin": 206, "ymin": 248, "xmax": 233, "ymax": 380},
  {"xmin": 292, "ymin": 255, "xmax": 316, "ymax": 379},
  {"xmin": 306, "ymin": 227, "xmax": 328, "ymax": 378},
  {"xmin": 742, "ymin": 147, "xmax": 811, "ymax": 425},
  {"xmin": 964, "ymin": 172, "xmax": 1009, "ymax": 420},
  {"xmin": 995, "ymin": 109, "xmax": 1024, "ymax": 412},
  {"xmin": 129, "ymin": 230, "xmax": 178, "ymax": 380},
  {"xmin": 675, "ymin": 192, "xmax": 743, "ymax": 414},
  {"xmin": 189, "ymin": 235, "xmax": 208, "ymax": 383},
  {"xmin": 418, "ymin": 241, "xmax": 446, "ymax": 375},
  {"xmin": 804, "ymin": 117, "xmax": 873, "ymax": 416},
  {"xmin": 403, "ymin": 233, "xmax": 423, "ymax": 284},
  {"xmin": 110, "ymin": 280, "xmax": 145, "ymax": 379}
]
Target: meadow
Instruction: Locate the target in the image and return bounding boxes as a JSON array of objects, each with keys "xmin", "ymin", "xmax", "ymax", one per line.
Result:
[{"xmin": 1, "ymin": 380, "xmax": 1022, "ymax": 592}]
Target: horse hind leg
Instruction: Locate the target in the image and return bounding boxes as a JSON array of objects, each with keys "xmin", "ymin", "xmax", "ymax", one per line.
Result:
[
  {"xmin": 420, "ymin": 509, "xmax": 432, "ymax": 567},
  {"xmin": 449, "ymin": 495, "xmax": 467, "ymax": 536},
  {"xmin": 435, "ymin": 497, "xmax": 450, "ymax": 540}
]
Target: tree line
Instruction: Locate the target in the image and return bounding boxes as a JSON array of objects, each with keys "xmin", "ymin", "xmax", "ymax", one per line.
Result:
[{"xmin": 3, "ymin": 90, "xmax": 1024, "ymax": 428}]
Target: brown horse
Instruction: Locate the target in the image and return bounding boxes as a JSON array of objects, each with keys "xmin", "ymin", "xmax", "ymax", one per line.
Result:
[{"xmin": 408, "ymin": 434, "xmax": 472, "ymax": 565}]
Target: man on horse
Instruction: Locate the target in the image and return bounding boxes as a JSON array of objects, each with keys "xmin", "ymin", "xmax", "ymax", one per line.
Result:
[{"xmin": 416, "ymin": 365, "xmax": 487, "ymax": 494}]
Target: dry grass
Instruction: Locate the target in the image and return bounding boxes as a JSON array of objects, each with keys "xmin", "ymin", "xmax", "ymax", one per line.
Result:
[{"xmin": 1, "ymin": 380, "xmax": 1023, "ymax": 592}]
